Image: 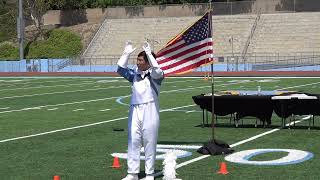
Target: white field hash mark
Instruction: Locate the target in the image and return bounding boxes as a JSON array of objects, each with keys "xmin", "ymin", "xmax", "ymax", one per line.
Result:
[
  {"xmin": 47, "ymin": 108, "xmax": 58, "ymax": 111},
  {"xmin": 72, "ymin": 109, "xmax": 84, "ymax": 112},
  {"xmin": 0, "ymin": 80, "xmax": 247, "ymax": 114},
  {"xmin": 0, "ymin": 104, "xmax": 195, "ymax": 143}
]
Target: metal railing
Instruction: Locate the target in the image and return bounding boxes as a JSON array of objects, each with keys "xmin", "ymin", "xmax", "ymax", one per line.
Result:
[
  {"xmin": 1, "ymin": 52, "xmax": 320, "ymax": 72},
  {"xmin": 241, "ymin": 9, "xmax": 261, "ymax": 71}
]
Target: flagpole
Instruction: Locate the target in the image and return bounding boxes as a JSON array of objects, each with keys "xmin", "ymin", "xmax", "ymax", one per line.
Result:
[
  {"xmin": 208, "ymin": 0, "xmax": 215, "ymax": 140},
  {"xmin": 196, "ymin": 2, "xmax": 232, "ymax": 156}
]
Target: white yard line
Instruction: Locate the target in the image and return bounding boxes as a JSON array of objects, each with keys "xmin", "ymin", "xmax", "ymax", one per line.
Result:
[
  {"xmin": 72, "ymin": 109, "xmax": 84, "ymax": 112},
  {"xmin": 99, "ymin": 109, "xmax": 111, "ymax": 112},
  {"xmin": 0, "ymin": 81, "xmax": 118, "ymax": 92},
  {"xmin": 0, "ymin": 107, "xmax": 10, "ymax": 110},
  {"xmin": 0, "ymin": 85, "xmax": 129, "ymax": 100},
  {"xmin": 164, "ymin": 79, "xmax": 201, "ymax": 84},
  {"xmin": 0, "ymin": 81, "xmax": 239, "ymax": 114},
  {"xmin": 0, "ymin": 78, "xmax": 228, "ymax": 100},
  {"xmin": 0, "ymin": 96, "xmax": 121, "ymax": 114},
  {"xmin": 115, "ymin": 81, "xmax": 247, "ymax": 106},
  {"xmin": 0, "ymin": 82, "xmax": 96, "ymax": 91},
  {"xmin": 0, "ymin": 104, "xmax": 195, "ymax": 143},
  {"xmin": 0, "ymin": 79, "xmax": 94, "ymax": 87},
  {"xmin": 1, "ymin": 76, "xmax": 320, "ymax": 79},
  {"xmin": 47, "ymin": 108, "xmax": 58, "ymax": 111},
  {"xmin": 1, "ymin": 79, "xmax": 315, "ymax": 115},
  {"xmin": 276, "ymin": 81, "xmax": 320, "ymax": 90},
  {"xmin": 186, "ymin": 110, "xmax": 202, "ymax": 113},
  {"xmin": 0, "ymin": 77, "xmax": 123, "ymax": 79}
]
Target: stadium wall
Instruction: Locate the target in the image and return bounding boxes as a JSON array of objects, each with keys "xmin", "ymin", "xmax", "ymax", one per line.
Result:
[{"xmin": 42, "ymin": 0, "xmax": 320, "ymax": 26}]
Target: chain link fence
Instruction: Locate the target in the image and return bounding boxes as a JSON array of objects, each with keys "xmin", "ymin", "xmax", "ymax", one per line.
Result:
[{"xmin": 1, "ymin": 52, "xmax": 320, "ymax": 72}]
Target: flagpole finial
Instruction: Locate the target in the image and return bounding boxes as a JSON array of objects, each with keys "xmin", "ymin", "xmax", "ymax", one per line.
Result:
[{"xmin": 208, "ymin": 0, "xmax": 213, "ymax": 11}]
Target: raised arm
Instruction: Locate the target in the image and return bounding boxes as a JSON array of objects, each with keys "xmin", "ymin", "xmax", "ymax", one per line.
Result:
[
  {"xmin": 117, "ymin": 41, "xmax": 136, "ymax": 82},
  {"xmin": 142, "ymin": 42, "xmax": 164, "ymax": 79}
]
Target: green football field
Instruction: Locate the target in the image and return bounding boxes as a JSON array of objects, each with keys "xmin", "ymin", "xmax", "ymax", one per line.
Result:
[{"xmin": 0, "ymin": 76, "xmax": 320, "ymax": 180}]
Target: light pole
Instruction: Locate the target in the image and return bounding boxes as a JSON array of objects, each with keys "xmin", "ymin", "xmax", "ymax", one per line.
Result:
[
  {"xmin": 228, "ymin": 35, "xmax": 235, "ymax": 71},
  {"xmin": 18, "ymin": 0, "xmax": 24, "ymax": 60},
  {"xmin": 229, "ymin": 35, "xmax": 234, "ymax": 57}
]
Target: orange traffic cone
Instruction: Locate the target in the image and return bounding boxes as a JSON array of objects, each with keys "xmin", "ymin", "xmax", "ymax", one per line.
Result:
[
  {"xmin": 112, "ymin": 156, "xmax": 121, "ymax": 168},
  {"xmin": 53, "ymin": 175, "xmax": 60, "ymax": 180},
  {"xmin": 217, "ymin": 162, "xmax": 229, "ymax": 175}
]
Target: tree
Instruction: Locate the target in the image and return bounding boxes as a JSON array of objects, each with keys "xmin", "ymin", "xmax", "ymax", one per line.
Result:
[
  {"xmin": 24, "ymin": 0, "xmax": 51, "ymax": 40},
  {"xmin": 0, "ymin": 0, "xmax": 16, "ymax": 43}
]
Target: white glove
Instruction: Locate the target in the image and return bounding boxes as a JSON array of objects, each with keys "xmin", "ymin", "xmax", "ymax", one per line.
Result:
[
  {"xmin": 118, "ymin": 41, "xmax": 136, "ymax": 68},
  {"xmin": 123, "ymin": 41, "xmax": 136, "ymax": 55},
  {"xmin": 142, "ymin": 41, "xmax": 159, "ymax": 68},
  {"xmin": 142, "ymin": 41, "xmax": 152, "ymax": 54}
]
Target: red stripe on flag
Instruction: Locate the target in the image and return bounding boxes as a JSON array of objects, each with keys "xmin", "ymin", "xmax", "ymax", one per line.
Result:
[
  {"xmin": 156, "ymin": 43, "xmax": 186, "ymax": 58},
  {"xmin": 164, "ymin": 58, "xmax": 213, "ymax": 76},
  {"xmin": 158, "ymin": 41, "xmax": 212, "ymax": 64},
  {"xmin": 161, "ymin": 49, "xmax": 213, "ymax": 71}
]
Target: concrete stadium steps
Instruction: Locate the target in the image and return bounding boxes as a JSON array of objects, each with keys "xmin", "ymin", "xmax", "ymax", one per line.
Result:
[
  {"xmin": 82, "ymin": 12, "xmax": 320, "ymax": 65},
  {"xmin": 249, "ymin": 12, "xmax": 320, "ymax": 55},
  {"xmin": 83, "ymin": 14, "xmax": 256, "ymax": 63}
]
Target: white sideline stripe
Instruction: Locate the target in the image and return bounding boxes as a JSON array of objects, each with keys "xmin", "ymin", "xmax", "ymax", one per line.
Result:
[
  {"xmin": 165, "ymin": 79, "xmax": 201, "ymax": 84},
  {"xmin": 0, "ymin": 82, "xmax": 101, "ymax": 92},
  {"xmin": 47, "ymin": 108, "xmax": 58, "ymax": 111},
  {"xmin": 0, "ymin": 85, "xmax": 130, "ymax": 100},
  {"xmin": 230, "ymin": 116, "xmax": 310, "ymax": 148},
  {"xmin": 0, "ymin": 104, "xmax": 195, "ymax": 143},
  {"xmin": 0, "ymin": 80, "xmax": 242, "ymax": 114},
  {"xmin": 0, "ymin": 107, "xmax": 10, "ymax": 110},
  {"xmin": 186, "ymin": 110, "xmax": 196, "ymax": 113},
  {"xmin": 99, "ymin": 109, "xmax": 111, "ymax": 112},
  {"xmin": 146, "ymin": 116, "xmax": 312, "ymax": 179},
  {"xmin": 276, "ymin": 82, "xmax": 320, "ymax": 90},
  {"xmin": 0, "ymin": 79, "xmax": 210, "ymax": 100},
  {"xmin": 0, "ymin": 77, "xmax": 124, "ymax": 79},
  {"xmin": 0, "ymin": 79, "xmax": 94, "ymax": 87},
  {"xmin": 0, "ymin": 117, "xmax": 126, "ymax": 143},
  {"xmin": 157, "ymin": 144, "xmax": 201, "ymax": 149},
  {"xmin": 2, "ymin": 76, "xmax": 320, "ymax": 79},
  {"xmin": 0, "ymin": 96, "xmax": 124, "ymax": 114},
  {"xmin": 72, "ymin": 109, "xmax": 84, "ymax": 112},
  {"xmin": 0, "ymin": 81, "xmax": 194, "ymax": 100}
]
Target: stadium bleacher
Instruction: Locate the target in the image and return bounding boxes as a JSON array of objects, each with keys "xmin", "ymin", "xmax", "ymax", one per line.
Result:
[{"xmin": 82, "ymin": 12, "xmax": 320, "ymax": 66}]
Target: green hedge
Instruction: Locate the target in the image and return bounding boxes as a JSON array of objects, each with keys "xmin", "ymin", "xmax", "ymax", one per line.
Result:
[
  {"xmin": 0, "ymin": 43, "xmax": 19, "ymax": 60},
  {"xmin": 0, "ymin": 1, "xmax": 16, "ymax": 43},
  {"xmin": 26, "ymin": 29, "xmax": 82, "ymax": 59},
  {"xmin": 0, "ymin": 29, "xmax": 82, "ymax": 60}
]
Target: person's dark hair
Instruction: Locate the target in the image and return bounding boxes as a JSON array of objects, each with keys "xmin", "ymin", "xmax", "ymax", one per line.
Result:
[{"xmin": 137, "ymin": 51, "xmax": 156, "ymax": 63}]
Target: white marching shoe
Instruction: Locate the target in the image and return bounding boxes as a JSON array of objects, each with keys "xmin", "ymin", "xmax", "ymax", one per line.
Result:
[
  {"xmin": 121, "ymin": 174, "xmax": 138, "ymax": 180},
  {"xmin": 145, "ymin": 175, "xmax": 154, "ymax": 180}
]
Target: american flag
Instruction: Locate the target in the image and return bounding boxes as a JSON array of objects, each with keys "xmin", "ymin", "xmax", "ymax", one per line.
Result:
[{"xmin": 156, "ymin": 11, "xmax": 213, "ymax": 75}]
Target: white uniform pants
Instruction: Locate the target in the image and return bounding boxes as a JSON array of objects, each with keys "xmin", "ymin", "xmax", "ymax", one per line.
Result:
[{"xmin": 127, "ymin": 101, "xmax": 160, "ymax": 175}]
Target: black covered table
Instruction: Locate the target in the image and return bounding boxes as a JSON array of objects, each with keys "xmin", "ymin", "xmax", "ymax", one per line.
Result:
[
  {"xmin": 192, "ymin": 93, "xmax": 320, "ymax": 128},
  {"xmin": 272, "ymin": 94, "xmax": 320, "ymax": 128},
  {"xmin": 192, "ymin": 94, "xmax": 274, "ymax": 125}
]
